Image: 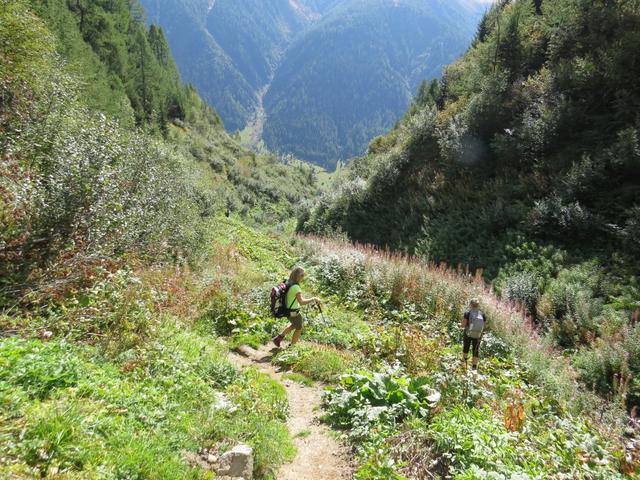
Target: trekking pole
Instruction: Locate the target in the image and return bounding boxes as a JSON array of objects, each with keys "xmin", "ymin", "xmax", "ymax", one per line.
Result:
[{"xmin": 315, "ymin": 302, "xmax": 327, "ymax": 324}]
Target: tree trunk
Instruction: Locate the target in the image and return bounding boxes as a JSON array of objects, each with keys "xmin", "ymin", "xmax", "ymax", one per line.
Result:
[
  {"xmin": 533, "ymin": 0, "xmax": 543, "ymax": 15},
  {"xmin": 75, "ymin": 0, "xmax": 86, "ymax": 32}
]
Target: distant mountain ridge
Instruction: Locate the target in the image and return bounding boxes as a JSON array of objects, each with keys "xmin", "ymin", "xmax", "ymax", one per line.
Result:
[{"xmin": 140, "ymin": 0, "xmax": 484, "ymax": 167}]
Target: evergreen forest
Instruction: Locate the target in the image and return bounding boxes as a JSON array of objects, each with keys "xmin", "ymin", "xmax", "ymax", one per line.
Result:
[{"xmin": 140, "ymin": 0, "xmax": 483, "ymax": 168}]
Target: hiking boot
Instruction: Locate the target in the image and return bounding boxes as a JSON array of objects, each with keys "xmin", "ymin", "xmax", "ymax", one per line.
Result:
[{"xmin": 272, "ymin": 334, "xmax": 284, "ymax": 348}]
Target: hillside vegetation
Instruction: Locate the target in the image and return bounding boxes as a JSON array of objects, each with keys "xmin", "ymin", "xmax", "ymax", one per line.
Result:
[
  {"xmin": 2, "ymin": 0, "xmax": 639, "ymax": 479},
  {"xmin": 0, "ymin": 3, "xmax": 320, "ymax": 476},
  {"xmin": 1, "ymin": 0, "xmax": 324, "ymax": 302},
  {"xmin": 301, "ymin": 0, "xmax": 640, "ymax": 412},
  {"xmin": 196, "ymin": 224, "xmax": 638, "ymax": 478}
]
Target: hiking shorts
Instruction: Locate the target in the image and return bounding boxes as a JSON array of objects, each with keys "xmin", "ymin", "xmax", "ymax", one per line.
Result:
[
  {"xmin": 288, "ymin": 311, "xmax": 304, "ymax": 330},
  {"xmin": 463, "ymin": 333, "xmax": 481, "ymax": 357}
]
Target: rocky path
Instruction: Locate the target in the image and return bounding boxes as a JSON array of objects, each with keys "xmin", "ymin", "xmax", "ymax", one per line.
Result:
[{"xmin": 230, "ymin": 344, "xmax": 353, "ymax": 480}]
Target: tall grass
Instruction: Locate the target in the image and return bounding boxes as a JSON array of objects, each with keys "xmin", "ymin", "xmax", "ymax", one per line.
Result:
[{"xmin": 301, "ymin": 235, "xmax": 628, "ymax": 435}]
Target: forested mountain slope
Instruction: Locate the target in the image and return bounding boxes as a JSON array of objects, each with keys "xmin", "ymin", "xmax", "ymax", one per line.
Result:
[
  {"xmin": 31, "ymin": 0, "xmax": 199, "ymax": 130},
  {"xmin": 0, "ymin": 1, "xmax": 321, "ymax": 477},
  {"xmin": 303, "ymin": 0, "xmax": 640, "ymax": 280},
  {"xmin": 138, "ymin": 0, "xmax": 257, "ymax": 131},
  {"xmin": 1, "ymin": 0, "xmax": 323, "ymax": 306},
  {"xmin": 139, "ymin": 0, "xmax": 319, "ymax": 131},
  {"xmin": 140, "ymin": 0, "xmax": 483, "ymax": 168},
  {"xmin": 301, "ymin": 0, "xmax": 640, "ymax": 409},
  {"xmin": 263, "ymin": 0, "xmax": 482, "ymax": 167}
]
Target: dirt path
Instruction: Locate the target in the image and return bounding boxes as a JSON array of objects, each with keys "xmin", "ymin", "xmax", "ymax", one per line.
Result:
[{"xmin": 229, "ymin": 344, "xmax": 353, "ymax": 480}]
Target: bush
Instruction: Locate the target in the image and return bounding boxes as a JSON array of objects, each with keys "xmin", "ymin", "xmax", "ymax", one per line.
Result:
[
  {"xmin": 33, "ymin": 111, "xmax": 202, "ymax": 258},
  {"xmin": 199, "ymin": 291, "xmax": 281, "ymax": 349},
  {"xmin": 304, "ymin": 306, "xmax": 374, "ymax": 350},
  {"xmin": 494, "ymin": 240, "xmax": 566, "ymax": 315},
  {"xmin": 574, "ymin": 340, "xmax": 629, "ymax": 399},
  {"xmin": 313, "ymin": 252, "xmax": 368, "ymax": 299},
  {"xmin": 3, "ymin": 94, "xmax": 207, "ymax": 301},
  {"xmin": 500, "ymin": 270, "xmax": 541, "ymax": 313},
  {"xmin": 427, "ymin": 403, "xmax": 625, "ymax": 479},
  {"xmin": 323, "ymin": 365, "xmax": 440, "ymax": 441},
  {"xmin": 573, "ymin": 321, "xmax": 640, "ymax": 410},
  {"xmin": 539, "ymin": 263, "xmax": 605, "ymax": 347},
  {"xmin": 47, "ymin": 269, "xmax": 154, "ymax": 350},
  {"xmin": 479, "ymin": 332, "xmax": 511, "ymax": 359}
]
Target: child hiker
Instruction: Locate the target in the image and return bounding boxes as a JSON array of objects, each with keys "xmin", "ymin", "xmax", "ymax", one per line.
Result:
[
  {"xmin": 461, "ymin": 298, "xmax": 488, "ymax": 371},
  {"xmin": 272, "ymin": 266, "xmax": 321, "ymax": 347}
]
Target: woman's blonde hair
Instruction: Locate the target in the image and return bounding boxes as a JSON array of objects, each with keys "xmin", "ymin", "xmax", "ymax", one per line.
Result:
[
  {"xmin": 470, "ymin": 298, "xmax": 480, "ymax": 308},
  {"xmin": 289, "ymin": 266, "xmax": 305, "ymax": 284}
]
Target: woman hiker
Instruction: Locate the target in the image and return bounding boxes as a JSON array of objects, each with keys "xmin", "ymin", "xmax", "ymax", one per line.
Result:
[
  {"xmin": 461, "ymin": 298, "xmax": 488, "ymax": 371},
  {"xmin": 272, "ymin": 266, "xmax": 321, "ymax": 348}
]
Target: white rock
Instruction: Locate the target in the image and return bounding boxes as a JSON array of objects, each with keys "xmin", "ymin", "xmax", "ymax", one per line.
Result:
[{"xmin": 215, "ymin": 444, "xmax": 253, "ymax": 480}]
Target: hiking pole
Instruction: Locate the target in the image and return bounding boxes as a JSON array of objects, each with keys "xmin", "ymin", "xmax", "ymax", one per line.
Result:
[{"xmin": 315, "ymin": 302, "xmax": 327, "ymax": 324}]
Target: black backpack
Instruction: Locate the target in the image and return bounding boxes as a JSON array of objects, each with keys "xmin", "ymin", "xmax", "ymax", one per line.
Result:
[{"xmin": 270, "ymin": 280, "xmax": 297, "ymax": 318}]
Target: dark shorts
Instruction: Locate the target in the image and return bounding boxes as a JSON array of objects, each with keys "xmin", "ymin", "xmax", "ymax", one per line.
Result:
[
  {"xmin": 463, "ymin": 333, "xmax": 481, "ymax": 357},
  {"xmin": 288, "ymin": 311, "xmax": 304, "ymax": 330}
]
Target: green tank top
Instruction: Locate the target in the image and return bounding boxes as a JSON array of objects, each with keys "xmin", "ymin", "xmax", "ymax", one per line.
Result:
[{"xmin": 286, "ymin": 283, "xmax": 302, "ymax": 311}]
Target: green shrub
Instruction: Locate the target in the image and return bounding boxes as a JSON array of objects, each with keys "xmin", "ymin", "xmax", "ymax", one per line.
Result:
[
  {"xmin": 39, "ymin": 269, "xmax": 155, "ymax": 351},
  {"xmin": 540, "ymin": 263, "xmax": 605, "ymax": 347},
  {"xmin": 354, "ymin": 452, "xmax": 408, "ymax": 480},
  {"xmin": 479, "ymin": 332, "xmax": 511, "ymax": 359},
  {"xmin": 498, "ymin": 270, "xmax": 541, "ymax": 313},
  {"xmin": 427, "ymin": 404, "xmax": 624, "ymax": 479},
  {"xmin": 2, "ymin": 94, "xmax": 208, "ymax": 300},
  {"xmin": 274, "ymin": 343, "xmax": 357, "ymax": 382},
  {"xmin": 313, "ymin": 252, "xmax": 368, "ymax": 299},
  {"xmin": 323, "ymin": 365, "xmax": 440, "ymax": 441},
  {"xmin": 493, "ymin": 239, "xmax": 566, "ymax": 309},
  {"xmin": 304, "ymin": 306, "xmax": 374, "ymax": 349},
  {"xmin": 428, "ymin": 406, "xmax": 520, "ymax": 477},
  {"xmin": 574, "ymin": 340, "xmax": 630, "ymax": 399},
  {"xmin": 199, "ymin": 290, "xmax": 281, "ymax": 349},
  {"xmin": 0, "ymin": 338, "xmax": 82, "ymax": 400}
]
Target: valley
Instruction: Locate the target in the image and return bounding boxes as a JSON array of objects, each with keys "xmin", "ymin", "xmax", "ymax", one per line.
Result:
[{"xmin": 140, "ymin": 0, "xmax": 484, "ymax": 168}]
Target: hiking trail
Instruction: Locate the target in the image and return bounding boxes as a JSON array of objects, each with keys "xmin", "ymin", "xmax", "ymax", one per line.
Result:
[{"xmin": 229, "ymin": 343, "xmax": 353, "ymax": 480}]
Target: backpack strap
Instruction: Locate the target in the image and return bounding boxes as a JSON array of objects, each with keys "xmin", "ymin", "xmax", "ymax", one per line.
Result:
[{"xmin": 285, "ymin": 282, "xmax": 299, "ymax": 311}]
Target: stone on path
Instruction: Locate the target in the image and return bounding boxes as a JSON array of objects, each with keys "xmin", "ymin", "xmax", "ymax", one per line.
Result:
[{"xmin": 216, "ymin": 444, "xmax": 253, "ymax": 480}]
